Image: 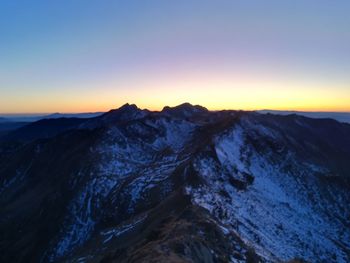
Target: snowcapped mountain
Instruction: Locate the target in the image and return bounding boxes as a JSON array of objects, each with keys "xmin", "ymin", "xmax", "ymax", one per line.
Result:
[{"xmin": 0, "ymin": 104, "xmax": 349, "ymax": 263}]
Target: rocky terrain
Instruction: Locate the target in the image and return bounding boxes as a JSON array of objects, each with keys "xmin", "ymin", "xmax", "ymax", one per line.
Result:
[{"xmin": 0, "ymin": 103, "xmax": 349, "ymax": 263}]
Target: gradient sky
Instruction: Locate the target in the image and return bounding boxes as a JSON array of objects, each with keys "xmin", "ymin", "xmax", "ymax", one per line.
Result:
[{"xmin": 1, "ymin": 0, "xmax": 349, "ymax": 113}]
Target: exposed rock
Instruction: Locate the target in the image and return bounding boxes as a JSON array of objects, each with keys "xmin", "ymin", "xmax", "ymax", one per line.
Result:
[{"xmin": 0, "ymin": 104, "xmax": 349, "ymax": 263}]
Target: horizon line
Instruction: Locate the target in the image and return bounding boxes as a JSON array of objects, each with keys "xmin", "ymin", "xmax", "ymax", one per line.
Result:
[{"xmin": 1, "ymin": 103, "xmax": 350, "ymax": 116}]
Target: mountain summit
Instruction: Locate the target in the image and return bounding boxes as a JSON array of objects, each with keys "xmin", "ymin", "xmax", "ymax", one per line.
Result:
[
  {"xmin": 101, "ymin": 103, "xmax": 148, "ymax": 122},
  {"xmin": 0, "ymin": 105, "xmax": 349, "ymax": 263},
  {"xmin": 162, "ymin": 102, "xmax": 208, "ymax": 118}
]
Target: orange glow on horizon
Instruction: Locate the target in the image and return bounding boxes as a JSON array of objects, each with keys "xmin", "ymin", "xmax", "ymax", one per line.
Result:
[
  {"xmin": 1, "ymin": 88, "xmax": 349, "ymax": 114},
  {"xmin": 1, "ymin": 72, "xmax": 349, "ymax": 114}
]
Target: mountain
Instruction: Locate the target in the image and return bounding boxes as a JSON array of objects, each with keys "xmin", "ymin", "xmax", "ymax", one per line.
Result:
[
  {"xmin": 94, "ymin": 103, "xmax": 149, "ymax": 124},
  {"xmin": 0, "ymin": 122, "xmax": 28, "ymax": 137},
  {"xmin": 43, "ymin": 112, "xmax": 105, "ymax": 119},
  {"xmin": 0, "ymin": 117, "xmax": 10, "ymax": 123},
  {"xmin": 0, "ymin": 104, "xmax": 349, "ymax": 263},
  {"xmin": 0, "ymin": 118, "xmax": 87, "ymax": 143},
  {"xmin": 0, "ymin": 118, "xmax": 28, "ymax": 137},
  {"xmin": 162, "ymin": 102, "xmax": 208, "ymax": 118},
  {"xmin": 259, "ymin": 110, "xmax": 350, "ymax": 124},
  {"xmin": 0, "ymin": 112, "xmax": 104, "ymax": 123}
]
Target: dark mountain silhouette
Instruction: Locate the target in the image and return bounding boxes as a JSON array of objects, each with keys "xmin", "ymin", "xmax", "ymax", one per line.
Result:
[
  {"xmin": 44, "ymin": 112, "xmax": 104, "ymax": 119},
  {"xmin": 0, "ymin": 118, "xmax": 88, "ymax": 143},
  {"xmin": 0, "ymin": 122, "xmax": 27, "ymax": 137},
  {"xmin": 0, "ymin": 112, "xmax": 104, "ymax": 123},
  {"xmin": 0, "ymin": 117, "xmax": 10, "ymax": 123},
  {"xmin": 0, "ymin": 103, "xmax": 349, "ymax": 263},
  {"xmin": 162, "ymin": 102, "xmax": 208, "ymax": 118},
  {"xmin": 259, "ymin": 109, "xmax": 350, "ymax": 124}
]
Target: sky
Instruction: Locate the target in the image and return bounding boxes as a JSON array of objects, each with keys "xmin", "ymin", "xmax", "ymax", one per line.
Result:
[{"xmin": 0, "ymin": 0, "xmax": 349, "ymax": 113}]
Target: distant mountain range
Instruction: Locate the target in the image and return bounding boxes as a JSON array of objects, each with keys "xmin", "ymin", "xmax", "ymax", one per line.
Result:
[
  {"xmin": 2, "ymin": 109, "xmax": 350, "ymax": 124},
  {"xmin": 0, "ymin": 112, "xmax": 104, "ymax": 123},
  {"xmin": 0, "ymin": 113, "xmax": 105, "ymax": 138},
  {"xmin": 259, "ymin": 110, "xmax": 350, "ymax": 124},
  {"xmin": 0, "ymin": 103, "xmax": 349, "ymax": 262}
]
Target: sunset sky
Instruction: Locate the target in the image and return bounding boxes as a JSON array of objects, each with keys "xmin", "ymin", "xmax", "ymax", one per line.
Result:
[{"xmin": 1, "ymin": 0, "xmax": 349, "ymax": 113}]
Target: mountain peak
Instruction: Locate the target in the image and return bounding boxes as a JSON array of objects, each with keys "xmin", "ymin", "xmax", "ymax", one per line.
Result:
[
  {"xmin": 100, "ymin": 103, "xmax": 147, "ymax": 123},
  {"xmin": 1, "ymin": 106, "xmax": 350, "ymax": 262},
  {"xmin": 118, "ymin": 103, "xmax": 139, "ymax": 111},
  {"xmin": 162, "ymin": 102, "xmax": 208, "ymax": 117}
]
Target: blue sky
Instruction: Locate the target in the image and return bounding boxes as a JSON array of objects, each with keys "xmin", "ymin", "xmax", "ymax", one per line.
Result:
[{"xmin": 0, "ymin": 0, "xmax": 349, "ymax": 113}]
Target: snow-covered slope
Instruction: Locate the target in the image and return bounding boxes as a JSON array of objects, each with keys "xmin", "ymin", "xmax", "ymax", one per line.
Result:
[
  {"xmin": 188, "ymin": 115, "xmax": 350, "ymax": 262},
  {"xmin": 0, "ymin": 104, "xmax": 349, "ymax": 263}
]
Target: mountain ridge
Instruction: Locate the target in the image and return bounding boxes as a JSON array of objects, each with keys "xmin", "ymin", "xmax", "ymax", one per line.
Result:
[
  {"xmin": 2, "ymin": 105, "xmax": 350, "ymax": 124},
  {"xmin": 259, "ymin": 109, "xmax": 350, "ymax": 124},
  {"xmin": 0, "ymin": 103, "xmax": 349, "ymax": 263}
]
